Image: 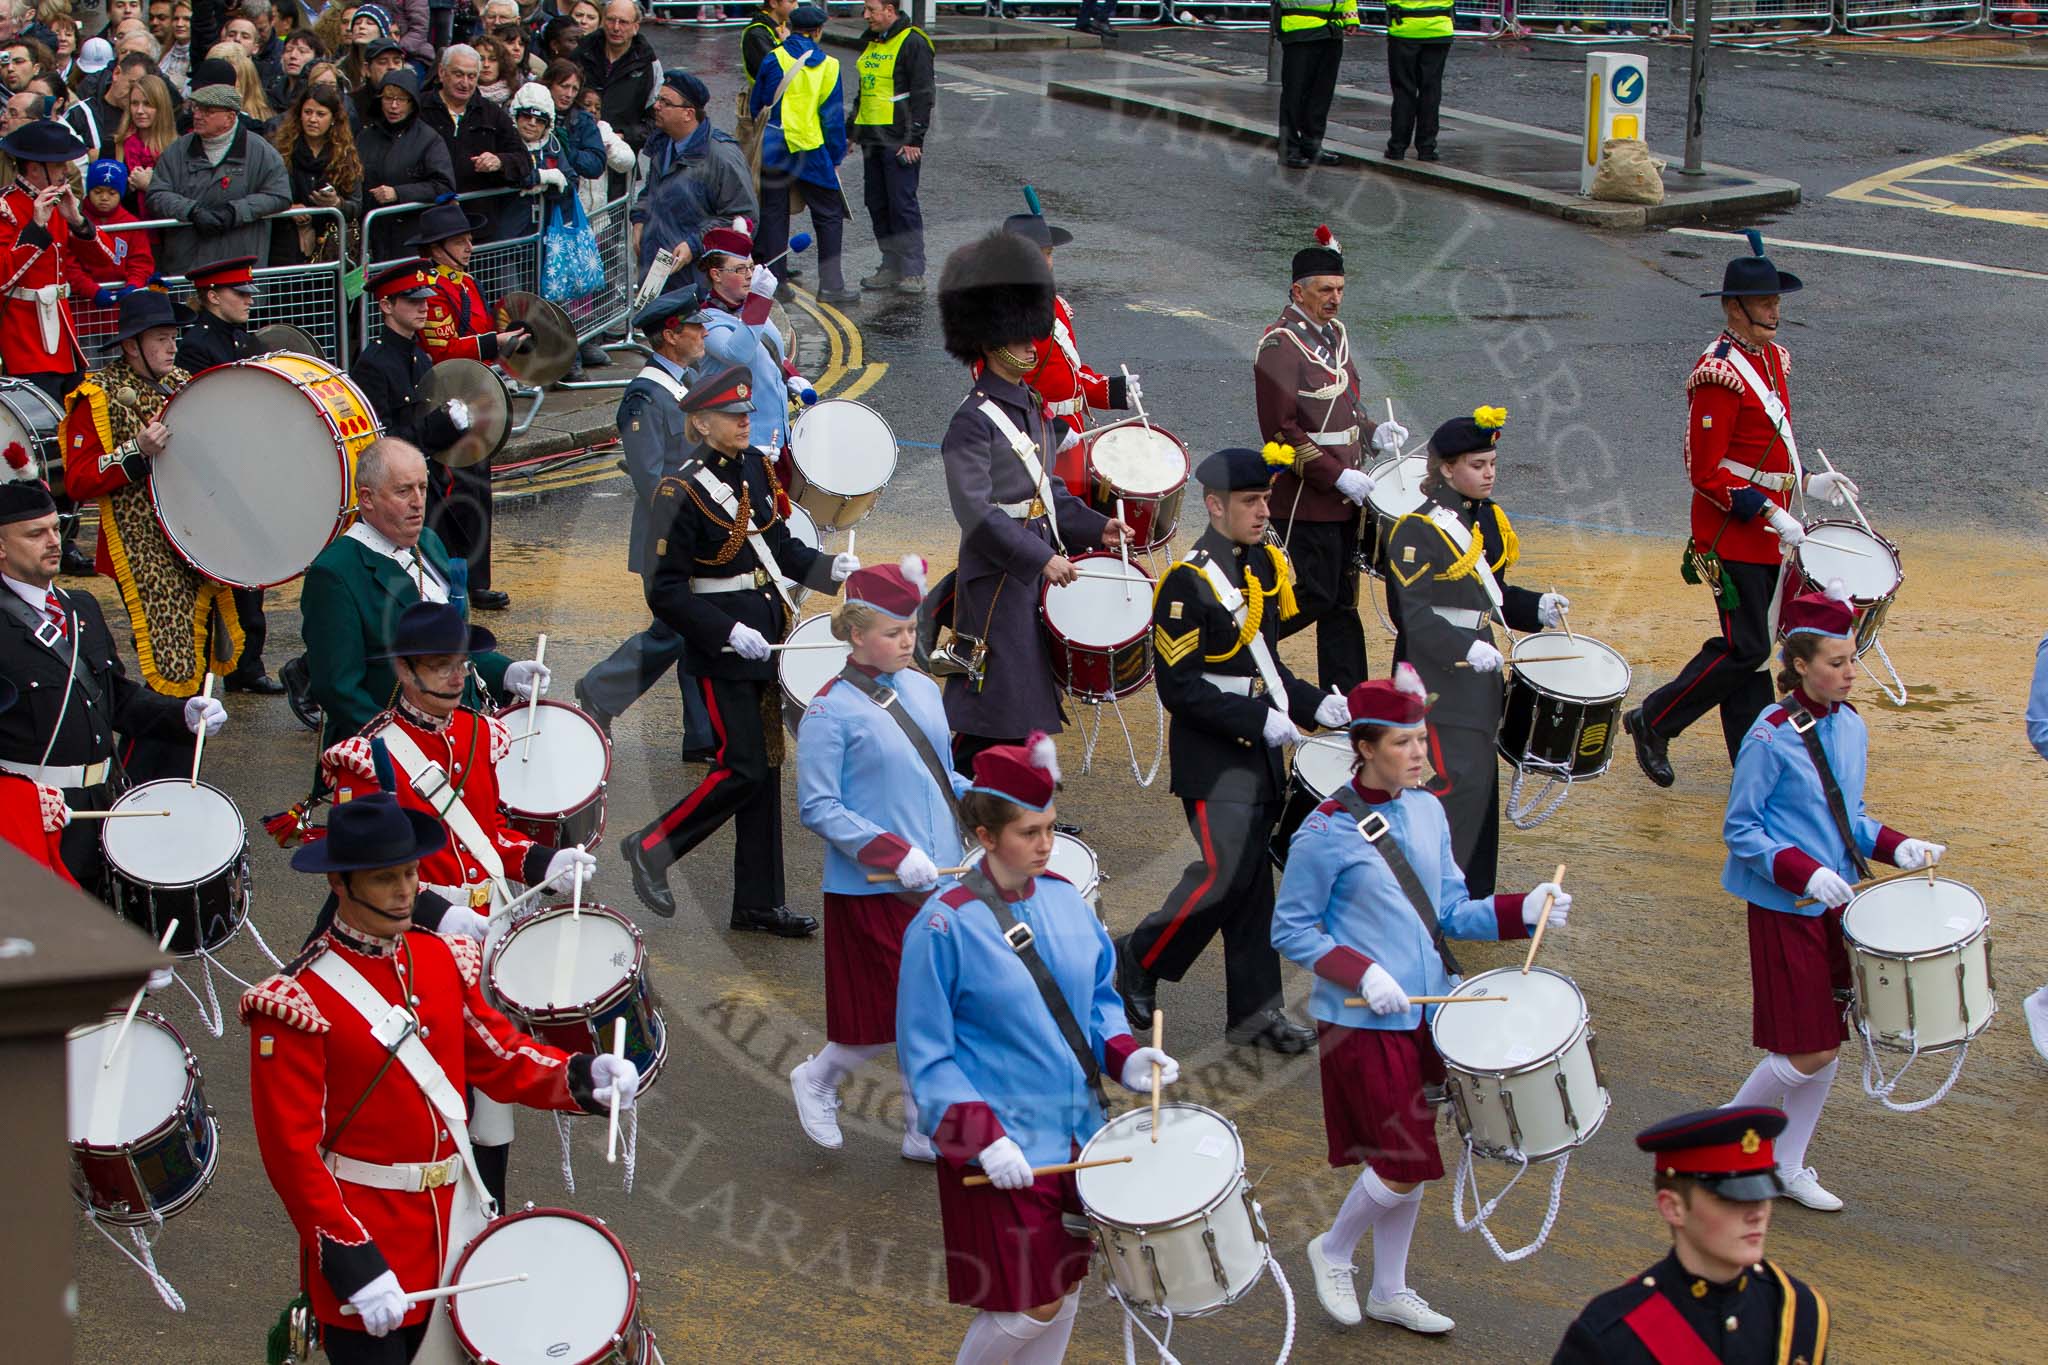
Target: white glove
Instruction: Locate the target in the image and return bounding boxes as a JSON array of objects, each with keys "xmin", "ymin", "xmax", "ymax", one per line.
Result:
[
  {"xmin": 785, "ymin": 373, "xmax": 817, "ymax": 406},
  {"xmin": 1766, "ymin": 505, "xmax": 1805, "ymax": 549},
  {"xmin": 1370, "ymin": 418, "xmax": 1408, "ymax": 455},
  {"xmin": 749, "ymin": 265, "xmax": 778, "ymax": 299},
  {"xmin": 976, "ymin": 1136, "xmax": 1034, "ymax": 1191},
  {"xmin": 1056, "ymin": 426, "xmax": 1082, "ymax": 455},
  {"xmin": 546, "ymin": 845, "xmax": 598, "ymax": 888},
  {"xmin": 1314, "ymin": 693, "xmax": 1351, "ymax": 729},
  {"xmin": 348, "ymin": 1269, "xmax": 407, "ymax": 1337},
  {"xmin": 1465, "ymin": 640, "xmax": 1504, "ymax": 673},
  {"xmin": 183, "ymin": 695, "xmax": 227, "ymax": 736},
  {"xmin": 1117, "ymin": 1045, "xmax": 1181, "ymax": 1093},
  {"xmin": 504, "ymin": 659, "xmax": 551, "ymax": 698},
  {"xmin": 440, "ymin": 904, "xmax": 490, "ymax": 942},
  {"xmin": 1261, "ymin": 708, "xmax": 1301, "ymax": 749},
  {"xmin": 1523, "ymin": 882, "xmax": 1571, "ymax": 930},
  {"xmin": 146, "ymin": 966, "xmax": 175, "ymax": 991},
  {"xmin": 895, "ymin": 846, "xmax": 940, "ymax": 891},
  {"xmin": 590, "ymin": 1053, "xmax": 640, "ymax": 1110},
  {"xmin": 1538, "ymin": 592, "xmax": 1570, "ymax": 628},
  {"xmin": 1804, "ymin": 866, "xmax": 1855, "ymax": 908},
  {"xmin": 1359, "ymin": 963, "xmax": 1410, "ymax": 1016},
  {"xmin": 1122, "ymin": 373, "xmax": 1142, "ymax": 408},
  {"xmin": 537, "ymin": 167, "xmax": 568, "ymax": 191},
  {"xmin": 1806, "ymin": 470, "xmax": 1859, "ymax": 506},
  {"xmin": 1893, "ymin": 838, "xmax": 1944, "ymax": 871},
  {"xmin": 830, "ymin": 551, "xmax": 859, "ymax": 583},
  {"xmin": 727, "ymin": 622, "xmax": 772, "ymax": 661},
  {"xmin": 444, "ymin": 397, "xmax": 472, "ymax": 432},
  {"xmin": 1333, "ymin": 468, "xmax": 1374, "ymax": 505}
]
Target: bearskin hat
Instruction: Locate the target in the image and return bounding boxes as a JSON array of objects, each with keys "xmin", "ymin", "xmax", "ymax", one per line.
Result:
[{"xmin": 938, "ymin": 229, "xmax": 1055, "ymax": 366}]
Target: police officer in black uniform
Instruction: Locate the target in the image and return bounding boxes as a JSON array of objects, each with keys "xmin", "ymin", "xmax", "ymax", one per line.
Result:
[
  {"xmin": 1117, "ymin": 446, "xmax": 1350, "ymax": 1054},
  {"xmin": 349, "ymin": 259, "xmax": 475, "ymax": 550},
  {"xmin": 617, "ymin": 364, "xmax": 854, "ymax": 935},
  {"xmin": 1552, "ymin": 1106, "xmax": 1831, "ymax": 1364},
  {"xmin": 0, "ymin": 472, "xmax": 225, "ymax": 893}
]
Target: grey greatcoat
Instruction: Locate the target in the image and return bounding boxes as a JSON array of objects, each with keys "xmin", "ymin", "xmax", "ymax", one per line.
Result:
[
  {"xmin": 940, "ymin": 371, "xmax": 1108, "ymax": 740},
  {"xmin": 618, "ymin": 362, "xmax": 694, "ymax": 576}
]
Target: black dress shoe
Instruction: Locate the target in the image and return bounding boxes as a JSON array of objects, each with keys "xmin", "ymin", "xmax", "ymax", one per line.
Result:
[
  {"xmin": 60, "ymin": 544, "xmax": 96, "ymax": 576},
  {"xmin": 1316, "ymin": 151, "xmax": 1343, "ymax": 166},
  {"xmin": 730, "ymin": 904, "xmax": 819, "ymax": 937},
  {"xmin": 1282, "ymin": 154, "xmax": 1312, "ymax": 170},
  {"xmin": 1053, "ymin": 819, "xmax": 1084, "ymax": 837},
  {"xmin": 1417, "ymin": 148, "xmax": 1441, "ymax": 163},
  {"xmin": 470, "ymin": 588, "xmax": 510, "ymax": 611},
  {"xmin": 224, "ymin": 671, "xmax": 287, "ymax": 695},
  {"xmin": 1623, "ymin": 707, "xmax": 1675, "ymax": 788},
  {"xmin": 572, "ymin": 679, "xmax": 614, "ymax": 739},
  {"xmin": 1226, "ymin": 1008, "xmax": 1316, "ymax": 1055},
  {"xmin": 620, "ymin": 835, "xmax": 676, "ymax": 918},
  {"xmin": 1116, "ymin": 934, "xmax": 1157, "ymax": 1032},
  {"xmin": 1384, "ymin": 146, "xmax": 1406, "ymax": 161}
]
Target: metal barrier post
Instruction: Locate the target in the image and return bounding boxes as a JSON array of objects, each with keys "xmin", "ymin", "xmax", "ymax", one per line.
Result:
[
  {"xmin": 1670, "ymin": 0, "xmax": 1832, "ymax": 42},
  {"xmin": 1987, "ymin": 0, "xmax": 2046, "ymax": 31},
  {"xmin": 1837, "ymin": 0, "xmax": 1982, "ymax": 36}
]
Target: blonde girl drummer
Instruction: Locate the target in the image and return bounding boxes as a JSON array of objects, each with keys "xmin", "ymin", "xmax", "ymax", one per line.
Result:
[
  {"xmin": 792, "ymin": 558, "xmax": 970, "ymax": 1159},
  {"xmin": 1272, "ymin": 668, "xmax": 1569, "ymax": 1336}
]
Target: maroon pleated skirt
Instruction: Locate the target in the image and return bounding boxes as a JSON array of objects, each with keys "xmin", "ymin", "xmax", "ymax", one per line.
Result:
[
  {"xmin": 1747, "ymin": 903, "xmax": 1852, "ymax": 1053},
  {"xmin": 1317, "ymin": 1021, "xmax": 1447, "ymax": 1183},
  {"xmin": 934, "ymin": 1150, "xmax": 1094, "ymax": 1311},
  {"xmin": 822, "ymin": 890, "xmax": 920, "ymax": 1045}
]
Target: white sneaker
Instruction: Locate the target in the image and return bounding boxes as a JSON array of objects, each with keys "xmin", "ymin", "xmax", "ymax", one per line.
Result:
[
  {"xmin": 1306, "ymin": 1233, "xmax": 1361, "ymax": 1326},
  {"xmin": 2024, "ymin": 986, "xmax": 2048, "ymax": 1065},
  {"xmin": 900, "ymin": 1126, "xmax": 937, "ymax": 1163},
  {"xmin": 1778, "ymin": 1167, "xmax": 1843, "ymax": 1211},
  {"xmin": 788, "ymin": 1056, "xmax": 844, "ymax": 1150},
  {"xmin": 1365, "ymin": 1289, "xmax": 1454, "ymax": 1335}
]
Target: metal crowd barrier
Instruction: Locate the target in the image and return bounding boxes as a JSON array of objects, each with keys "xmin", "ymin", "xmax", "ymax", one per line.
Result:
[
  {"xmin": 1505, "ymin": 0, "xmax": 1671, "ymax": 36},
  {"xmin": 1987, "ymin": 0, "xmax": 2048, "ymax": 29},
  {"xmin": 995, "ymin": 1, "xmax": 1170, "ymax": 25},
  {"xmin": 1166, "ymin": 1, "xmax": 1272, "ymax": 28},
  {"xmin": 1669, "ymin": 0, "xmax": 1833, "ymax": 38},
  {"xmin": 563, "ymin": 171, "xmax": 640, "ymax": 351},
  {"xmin": 645, "ymin": 3, "xmax": 751, "ymax": 23},
  {"xmin": 359, "ymin": 185, "xmax": 544, "ymax": 354},
  {"xmin": 1356, "ymin": 0, "xmax": 1509, "ymax": 33},
  {"xmin": 1838, "ymin": 0, "xmax": 1982, "ymax": 33}
]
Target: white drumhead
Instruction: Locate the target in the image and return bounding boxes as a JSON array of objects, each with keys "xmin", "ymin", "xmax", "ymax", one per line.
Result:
[
  {"xmin": 1078, "ymin": 1103, "xmax": 1242, "ymax": 1224},
  {"xmin": 103, "ymin": 780, "xmax": 243, "ymax": 883},
  {"xmin": 1431, "ymin": 967, "xmax": 1588, "ymax": 1070},
  {"xmin": 1042, "ymin": 558, "xmax": 1152, "ymax": 645},
  {"xmin": 493, "ymin": 910, "xmax": 637, "ymax": 1008},
  {"xmin": 1293, "ymin": 734, "xmax": 1354, "ymax": 800},
  {"xmin": 778, "ymin": 615, "xmax": 850, "ymax": 707},
  {"xmin": 1844, "ymin": 877, "xmax": 1986, "ymax": 955},
  {"xmin": 0, "ymin": 379, "xmax": 60, "ymax": 446},
  {"xmin": 1089, "ymin": 427, "xmax": 1187, "ymax": 497},
  {"xmin": 785, "ymin": 504, "xmax": 820, "ymax": 553},
  {"xmin": 1799, "ymin": 523, "xmax": 1899, "ymax": 601},
  {"xmin": 1366, "ymin": 455, "xmax": 1429, "ymax": 519},
  {"xmin": 154, "ymin": 364, "xmax": 350, "ymax": 586},
  {"xmin": 67, "ymin": 1015, "xmax": 188, "ymax": 1145},
  {"xmin": 453, "ymin": 1214, "xmax": 631, "ymax": 1360},
  {"xmin": 495, "ymin": 702, "xmax": 609, "ymax": 814},
  {"xmin": 1510, "ymin": 633, "xmax": 1631, "ymax": 702},
  {"xmin": 1048, "ymin": 833, "xmax": 1098, "ymax": 897},
  {"xmin": 790, "ymin": 400, "xmax": 896, "ymax": 493}
]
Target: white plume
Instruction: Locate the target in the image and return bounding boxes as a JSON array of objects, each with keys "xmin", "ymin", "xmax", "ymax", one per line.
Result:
[
  {"xmin": 1394, "ymin": 662, "xmax": 1426, "ymax": 700},
  {"xmin": 1027, "ymin": 731, "xmax": 1061, "ymax": 785},
  {"xmin": 899, "ymin": 554, "xmax": 928, "ymax": 595}
]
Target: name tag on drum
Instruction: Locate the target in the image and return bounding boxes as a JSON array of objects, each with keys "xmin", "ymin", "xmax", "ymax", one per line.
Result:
[
  {"xmin": 1945, "ymin": 916, "xmax": 1972, "ymax": 931},
  {"xmin": 1194, "ymin": 1136, "xmax": 1227, "ymax": 1160},
  {"xmin": 1503, "ymin": 1046, "xmax": 1534, "ymax": 1067}
]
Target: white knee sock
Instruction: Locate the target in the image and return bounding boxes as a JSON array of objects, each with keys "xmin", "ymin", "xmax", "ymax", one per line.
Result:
[
  {"xmin": 1370, "ymin": 1183, "xmax": 1426, "ymax": 1303},
  {"xmin": 1325, "ymin": 1168, "xmax": 1408, "ymax": 1268},
  {"xmin": 1729, "ymin": 1052, "xmax": 1786, "ymax": 1109},
  {"xmin": 1011, "ymin": 1290, "xmax": 1079, "ymax": 1364},
  {"xmin": 954, "ymin": 1308, "xmax": 1051, "ymax": 1365},
  {"xmin": 1770, "ymin": 1054, "xmax": 1837, "ymax": 1175},
  {"xmin": 812, "ymin": 1041, "xmax": 884, "ymax": 1092}
]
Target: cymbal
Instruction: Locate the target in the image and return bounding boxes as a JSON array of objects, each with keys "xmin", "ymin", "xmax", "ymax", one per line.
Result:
[
  {"xmin": 493, "ymin": 291, "xmax": 578, "ymax": 388},
  {"xmin": 423, "ymin": 359, "xmax": 510, "ymax": 469},
  {"xmin": 255, "ymin": 323, "xmax": 323, "ymax": 360}
]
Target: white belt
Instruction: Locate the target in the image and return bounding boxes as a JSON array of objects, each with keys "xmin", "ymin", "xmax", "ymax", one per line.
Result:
[
  {"xmin": 8, "ymin": 282, "xmax": 66, "ymax": 354},
  {"xmin": 997, "ymin": 497, "xmax": 1047, "ymax": 520},
  {"xmin": 1200, "ymin": 673, "xmax": 1266, "ymax": 697},
  {"xmin": 1308, "ymin": 426, "xmax": 1358, "ymax": 446},
  {"xmin": 1433, "ymin": 606, "xmax": 1483, "ymax": 630},
  {"xmin": 326, "ymin": 1151, "xmax": 462, "ymax": 1193},
  {"xmin": 0, "ymin": 758, "xmax": 111, "ymax": 787},
  {"xmin": 691, "ymin": 570, "xmax": 769, "ymax": 594},
  {"xmin": 1044, "ymin": 395, "xmax": 1085, "ymax": 417},
  {"xmin": 422, "ymin": 881, "xmax": 495, "ymax": 909},
  {"xmin": 1718, "ymin": 458, "xmax": 1796, "ymax": 492}
]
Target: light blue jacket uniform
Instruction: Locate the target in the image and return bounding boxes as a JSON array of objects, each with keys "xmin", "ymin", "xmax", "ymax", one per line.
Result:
[
  {"xmin": 699, "ymin": 306, "xmax": 793, "ymax": 455},
  {"xmin": 1272, "ymin": 784, "xmax": 1521, "ymax": 1033},
  {"xmin": 898, "ymin": 876, "xmax": 1134, "ymax": 1167},
  {"xmin": 796, "ymin": 666, "xmax": 969, "ymax": 896},
  {"xmin": 2027, "ymin": 634, "xmax": 2048, "ymax": 761},
  {"xmin": 1723, "ymin": 698, "xmax": 1896, "ymax": 915}
]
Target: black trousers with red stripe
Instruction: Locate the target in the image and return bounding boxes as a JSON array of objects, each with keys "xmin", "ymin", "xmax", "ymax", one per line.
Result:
[
  {"xmin": 1639, "ymin": 558, "xmax": 1780, "ymax": 763},
  {"xmin": 632, "ymin": 674, "xmax": 785, "ymax": 910},
  {"xmin": 1125, "ymin": 798, "xmax": 1285, "ymax": 1027}
]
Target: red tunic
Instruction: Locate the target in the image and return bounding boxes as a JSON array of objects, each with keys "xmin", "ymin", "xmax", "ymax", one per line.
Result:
[
  {"xmin": 0, "ymin": 184, "xmax": 118, "ymax": 375},
  {"xmin": 241, "ymin": 925, "xmax": 593, "ymax": 1328},
  {"xmin": 322, "ymin": 706, "xmax": 551, "ymax": 897},
  {"xmin": 1685, "ymin": 331, "xmax": 1795, "ymax": 567},
  {"xmin": 1024, "ymin": 295, "xmax": 1114, "ymax": 496},
  {"xmin": 416, "ymin": 265, "xmax": 496, "ymax": 366},
  {"xmin": 0, "ymin": 773, "xmax": 77, "ymax": 885}
]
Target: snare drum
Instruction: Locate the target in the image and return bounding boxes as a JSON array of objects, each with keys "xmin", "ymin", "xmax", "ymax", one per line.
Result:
[
  {"xmin": 152, "ymin": 353, "xmax": 377, "ymax": 588},
  {"xmin": 1270, "ymin": 734, "xmax": 1353, "ymax": 868},
  {"xmin": 494, "ymin": 699, "xmax": 612, "ymax": 850},
  {"xmin": 1076, "ymin": 1102, "xmax": 1269, "ymax": 1318},
  {"xmin": 1039, "ymin": 553, "xmax": 1154, "ymax": 701},
  {"xmin": 101, "ymin": 779, "xmax": 249, "ymax": 957},
  {"xmin": 1359, "ymin": 454, "xmax": 1429, "ymax": 578},
  {"xmin": 777, "ymin": 614, "xmax": 851, "ymax": 735},
  {"xmin": 1432, "ymin": 967, "xmax": 1609, "ymax": 1163},
  {"xmin": 1085, "ymin": 424, "xmax": 1189, "ymax": 553},
  {"xmin": 448, "ymin": 1206, "xmax": 654, "ymax": 1365},
  {"xmin": 788, "ymin": 399, "xmax": 896, "ymax": 530},
  {"xmin": 66, "ymin": 1010, "xmax": 219, "ymax": 1225},
  {"xmin": 1498, "ymin": 632, "xmax": 1632, "ymax": 779},
  {"xmin": 1842, "ymin": 877, "xmax": 1996, "ymax": 1054},
  {"xmin": 1793, "ymin": 521, "xmax": 1902, "ymax": 658},
  {"xmin": 488, "ymin": 905, "xmax": 669, "ymax": 1091},
  {"xmin": 781, "ymin": 503, "xmax": 821, "ymax": 609},
  {"xmin": 967, "ymin": 832, "xmax": 1101, "ymax": 917},
  {"xmin": 0, "ymin": 377, "xmax": 64, "ymax": 484}
]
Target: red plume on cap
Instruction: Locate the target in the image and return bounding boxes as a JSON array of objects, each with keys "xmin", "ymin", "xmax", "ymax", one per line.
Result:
[
  {"xmin": 1315, "ymin": 223, "xmax": 1341, "ymax": 254},
  {"xmin": 2, "ymin": 440, "xmax": 33, "ymax": 478}
]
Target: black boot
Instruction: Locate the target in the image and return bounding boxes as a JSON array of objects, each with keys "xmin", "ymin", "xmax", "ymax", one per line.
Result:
[
  {"xmin": 473, "ymin": 1142, "xmax": 510, "ymax": 1210},
  {"xmin": 730, "ymin": 904, "xmax": 818, "ymax": 937},
  {"xmin": 1624, "ymin": 707, "xmax": 1674, "ymax": 788},
  {"xmin": 620, "ymin": 834, "xmax": 676, "ymax": 918},
  {"xmin": 1225, "ymin": 1008, "xmax": 1315, "ymax": 1055},
  {"xmin": 1116, "ymin": 934, "xmax": 1157, "ymax": 1032}
]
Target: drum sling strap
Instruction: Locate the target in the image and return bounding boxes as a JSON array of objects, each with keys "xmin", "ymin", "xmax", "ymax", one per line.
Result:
[
  {"xmin": 1329, "ymin": 787, "xmax": 1461, "ymax": 977},
  {"xmin": 685, "ymin": 458, "xmax": 800, "ymax": 618},
  {"xmin": 834, "ymin": 665, "xmax": 966, "ymax": 837},
  {"xmin": 1786, "ymin": 707, "xmax": 1871, "ymax": 881},
  {"xmin": 376, "ymin": 724, "xmax": 512, "ymax": 903},
  {"xmin": 959, "ymin": 865, "xmax": 1108, "ymax": 1115},
  {"xmin": 975, "ymin": 398, "xmax": 1064, "ymax": 553}
]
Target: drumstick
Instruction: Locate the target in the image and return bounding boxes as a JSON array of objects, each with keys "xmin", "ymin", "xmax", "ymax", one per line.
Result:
[
  {"xmin": 64, "ymin": 808, "xmax": 172, "ymax": 820},
  {"xmin": 1149, "ymin": 1009, "xmax": 1163, "ymax": 1143},
  {"xmin": 1122, "ymin": 365, "xmax": 1150, "ymax": 437},
  {"xmin": 1925, "ymin": 847, "xmax": 1940, "ymax": 887},
  {"xmin": 846, "ymin": 529, "xmax": 855, "ymax": 560},
  {"xmin": 1455, "ymin": 655, "xmax": 1580, "ymax": 668},
  {"xmin": 571, "ymin": 858, "xmax": 584, "ymax": 922},
  {"xmin": 1802, "ymin": 536, "xmax": 1875, "ymax": 559},
  {"xmin": 962, "ymin": 1155, "xmax": 1132, "ymax": 1187},
  {"xmin": 722, "ymin": 640, "xmax": 852, "ymax": 653},
  {"xmin": 1552, "ymin": 587, "xmax": 1575, "ymax": 644},
  {"xmin": 605, "ymin": 1015, "xmax": 625, "ymax": 1165},
  {"xmin": 1116, "ymin": 498, "xmax": 1131, "ymax": 601},
  {"xmin": 1814, "ymin": 448, "xmax": 1877, "ymax": 538},
  {"xmin": 1521, "ymin": 862, "xmax": 1568, "ymax": 974},
  {"xmin": 104, "ymin": 920, "xmax": 179, "ymax": 1068},
  {"xmin": 188, "ymin": 673, "xmax": 213, "ymax": 788},
  {"xmin": 341, "ymin": 1273, "xmax": 530, "ymax": 1313},
  {"xmin": 1344, "ymin": 994, "xmax": 1509, "ymax": 1007},
  {"xmin": 521, "ymin": 634, "xmax": 547, "ymax": 762},
  {"xmin": 866, "ymin": 864, "xmax": 971, "ymax": 883}
]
